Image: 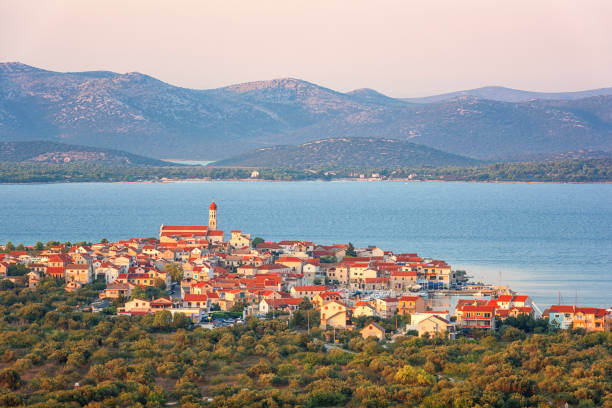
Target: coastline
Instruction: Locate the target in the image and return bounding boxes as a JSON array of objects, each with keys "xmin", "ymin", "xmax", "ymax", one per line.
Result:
[{"xmin": 2, "ymin": 177, "xmax": 612, "ymax": 186}]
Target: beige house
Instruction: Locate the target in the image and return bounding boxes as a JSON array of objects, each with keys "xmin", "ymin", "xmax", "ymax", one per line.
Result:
[
  {"xmin": 398, "ymin": 296, "xmax": 425, "ymax": 315},
  {"xmin": 65, "ymin": 264, "xmax": 93, "ymax": 284},
  {"xmin": 100, "ymin": 282, "xmax": 134, "ymax": 299},
  {"xmin": 390, "ymin": 271, "xmax": 417, "ymax": 292},
  {"xmin": 302, "ymin": 263, "xmax": 319, "ymax": 284},
  {"xmin": 363, "ymin": 277, "xmax": 389, "ymax": 291},
  {"xmin": 417, "ymin": 315, "xmax": 455, "ymax": 338},
  {"xmin": 353, "ymin": 301, "xmax": 377, "ymax": 318},
  {"xmin": 237, "ymin": 265, "xmax": 257, "ymax": 276},
  {"xmin": 259, "ymin": 298, "xmax": 302, "ymax": 315},
  {"xmin": 230, "ymin": 230, "xmax": 252, "ymax": 249},
  {"xmin": 326, "ymin": 265, "xmax": 349, "ymax": 286},
  {"xmin": 290, "ymin": 285, "xmax": 327, "ymax": 300},
  {"xmin": 374, "ymin": 297, "xmax": 398, "ymax": 319},
  {"xmin": 348, "ymin": 263, "xmax": 371, "ymax": 281},
  {"xmin": 120, "ymin": 298, "xmax": 151, "ymax": 314},
  {"xmin": 275, "ymin": 257, "xmax": 304, "ymax": 273},
  {"xmin": 27, "ymin": 271, "xmax": 40, "ymax": 289},
  {"xmin": 320, "ymin": 301, "xmax": 348, "ymax": 329},
  {"xmin": 360, "ymin": 322, "xmax": 385, "ymax": 340}
]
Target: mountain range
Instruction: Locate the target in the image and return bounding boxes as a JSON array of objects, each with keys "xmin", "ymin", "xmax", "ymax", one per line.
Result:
[
  {"xmin": 213, "ymin": 137, "xmax": 481, "ymax": 168},
  {"xmin": 402, "ymin": 86, "xmax": 612, "ymax": 104},
  {"xmin": 1, "ymin": 62, "xmax": 611, "ymax": 160}
]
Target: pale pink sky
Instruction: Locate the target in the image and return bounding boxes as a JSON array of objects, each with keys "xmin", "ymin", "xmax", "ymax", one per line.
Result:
[{"xmin": 1, "ymin": 0, "xmax": 611, "ymax": 97}]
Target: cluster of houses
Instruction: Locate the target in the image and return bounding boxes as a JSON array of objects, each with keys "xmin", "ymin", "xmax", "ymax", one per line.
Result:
[{"xmin": 1, "ymin": 201, "xmax": 610, "ymax": 338}]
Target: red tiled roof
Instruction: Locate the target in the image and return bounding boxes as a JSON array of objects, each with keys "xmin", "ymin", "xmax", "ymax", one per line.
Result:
[
  {"xmin": 399, "ymin": 296, "xmax": 421, "ymax": 301},
  {"xmin": 513, "ymin": 295, "xmax": 529, "ymax": 302},
  {"xmin": 547, "ymin": 305, "xmax": 576, "ymax": 313},
  {"xmin": 151, "ymin": 297, "xmax": 173, "ymax": 305},
  {"xmin": 46, "ymin": 266, "xmax": 65, "ymax": 276},
  {"xmin": 265, "ymin": 298, "xmax": 302, "ymax": 306},
  {"xmin": 292, "ymin": 285, "xmax": 326, "ymax": 292},
  {"xmin": 391, "ymin": 270, "xmax": 417, "ymax": 277},
  {"xmin": 184, "ymin": 294, "xmax": 208, "ymax": 302},
  {"xmin": 161, "ymin": 225, "xmax": 208, "ymax": 231},
  {"xmin": 365, "ymin": 278, "xmax": 388, "ymax": 283},
  {"xmin": 458, "ymin": 305, "xmax": 496, "ymax": 313},
  {"xmin": 276, "ymin": 257, "xmax": 303, "ymax": 263}
]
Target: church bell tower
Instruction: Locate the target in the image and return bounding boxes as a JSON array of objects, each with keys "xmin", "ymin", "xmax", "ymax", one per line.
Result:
[{"xmin": 209, "ymin": 201, "xmax": 217, "ymax": 231}]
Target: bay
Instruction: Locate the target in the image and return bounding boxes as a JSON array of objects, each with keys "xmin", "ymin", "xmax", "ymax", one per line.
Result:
[{"xmin": 1, "ymin": 181, "xmax": 611, "ymax": 308}]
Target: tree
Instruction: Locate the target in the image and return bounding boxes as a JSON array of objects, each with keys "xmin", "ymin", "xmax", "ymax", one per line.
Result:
[
  {"xmin": 152, "ymin": 310, "xmax": 173, "ymax": 331},
  {"xmin": 15, "ymin": 243, "xmax": 25, "ymax": 251},
  {"xmin": 0, "ymin": 369, "xmax": 22, "ymax": 390},
  {"xmin": 231, "ymin": 301, "xmax": 247, "ymax": 313},
  {"xmin": 252, "ymin": 237, "xmax": 265, "ymax": 248},
  {"xmin": 154, "ymin": 278, "xmax": 166, "ymax": 289},
  {"xmin": 7, "ymin": 264, "xmax": 29, "ymax": 276},
  {"xmin": 165, "ymin": 264, "xmax": 183, "ymax": 282},
  {"xmin": 5, "ymin": 241, "xmax": 15, "ymax": 252},
  {"xmin": 131, "ymin": 286, "xmax": 147, "ymax": 299},
  {"xmin": 35, "ymin": 241, "xmax": 44, "ymax": 251},
  {"xmin": 172, "ymin": 313, "xmax": 191, "ymax": 329},
  {"xmin": 100, "ymin": 238, "xmax": 109, "ymax": 244},
  {"xmin": 299, "ymin": 298, "xmax": 313, "ymax": 310},
  {"xmin": 346, "ymin": 242, "xmax": 357, "ymax": 257}
]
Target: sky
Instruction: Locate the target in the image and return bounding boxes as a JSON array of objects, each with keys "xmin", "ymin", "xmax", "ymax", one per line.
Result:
[{"xmin": 1, "ymin": 0, "xmax": 611, "ymax": 97}]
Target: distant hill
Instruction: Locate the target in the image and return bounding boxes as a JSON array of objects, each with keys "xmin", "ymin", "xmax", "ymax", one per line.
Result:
[
  {"xmin": 0, "ymin": 141, "xmax": 172, "ymax": 166},
  {"xmin": 212, "ymin": 137, "xmax": 480, "ymax": 168},
  {"xmin": 402, "ymin": 86, "xmax": 612, "ymax": 103},
  {"xmin": 1, "ymin": 62, "xmax": 611, "ymax": 160}
]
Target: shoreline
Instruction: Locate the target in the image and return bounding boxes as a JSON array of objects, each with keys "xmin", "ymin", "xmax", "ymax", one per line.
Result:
[{"xmin": 2, "ymin": 177, "xmax": 612, "ymax": 186}]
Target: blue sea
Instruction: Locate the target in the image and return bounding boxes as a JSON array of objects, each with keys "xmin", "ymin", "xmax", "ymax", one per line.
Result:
[{"xmin": 1, "ymin": 181, "xmax": 611, "ymax": 308}]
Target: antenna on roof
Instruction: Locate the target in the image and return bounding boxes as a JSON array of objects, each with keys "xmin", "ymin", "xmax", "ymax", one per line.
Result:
[{"xmin": 574, "ymin": 288, "xmax": 578, "ymax": 307}]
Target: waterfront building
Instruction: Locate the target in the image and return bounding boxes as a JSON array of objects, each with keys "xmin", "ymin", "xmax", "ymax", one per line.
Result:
[
  {"xmin": 544, "ymin": 305, "xmax": 611, "ymax": 331},
  {"xmin": 456, "ymin": 305, "xmax": 496, "ymax": 330}
]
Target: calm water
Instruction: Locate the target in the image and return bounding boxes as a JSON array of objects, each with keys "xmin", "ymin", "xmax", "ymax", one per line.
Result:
[{"xmin": 1, "ymin": 181, "xmax": 611, "ymax": 308}]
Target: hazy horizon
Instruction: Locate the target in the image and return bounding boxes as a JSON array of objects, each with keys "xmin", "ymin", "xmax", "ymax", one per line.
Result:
[{"xmin": 1, "ymin": 0, "xmax": 611, "ymax": 97}]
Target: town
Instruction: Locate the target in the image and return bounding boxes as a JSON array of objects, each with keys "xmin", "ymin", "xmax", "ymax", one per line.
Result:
[{"xmin": 1, "ymin": 201, "xmax": 610, "ymax": 339}]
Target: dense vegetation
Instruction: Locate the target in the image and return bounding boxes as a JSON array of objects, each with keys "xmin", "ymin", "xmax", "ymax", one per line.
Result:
[
  {"xmin": 1, "ymin": 156, "xmax": 611, "ymax": 183},
  {"xmin": 0, "ymin": 279, "xmax": 610, "ymax": 407},
  {"xmin": 0, "ymin": 141, "xmax": 171, "ymax": 166},
  {"xmin": 212, "ymin": 138, "xmax": 480, "ymax": 168}
]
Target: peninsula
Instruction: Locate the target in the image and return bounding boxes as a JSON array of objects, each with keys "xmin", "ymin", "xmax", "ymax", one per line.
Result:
[{"xmin": 0, "ymin": 201, "xmax": 610, "ymax": 406}]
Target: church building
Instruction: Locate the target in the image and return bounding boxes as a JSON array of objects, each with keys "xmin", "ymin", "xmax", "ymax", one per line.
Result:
[{"xmin": 159, "ymin": 201, "xmax": 224, "ymax": 243}]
